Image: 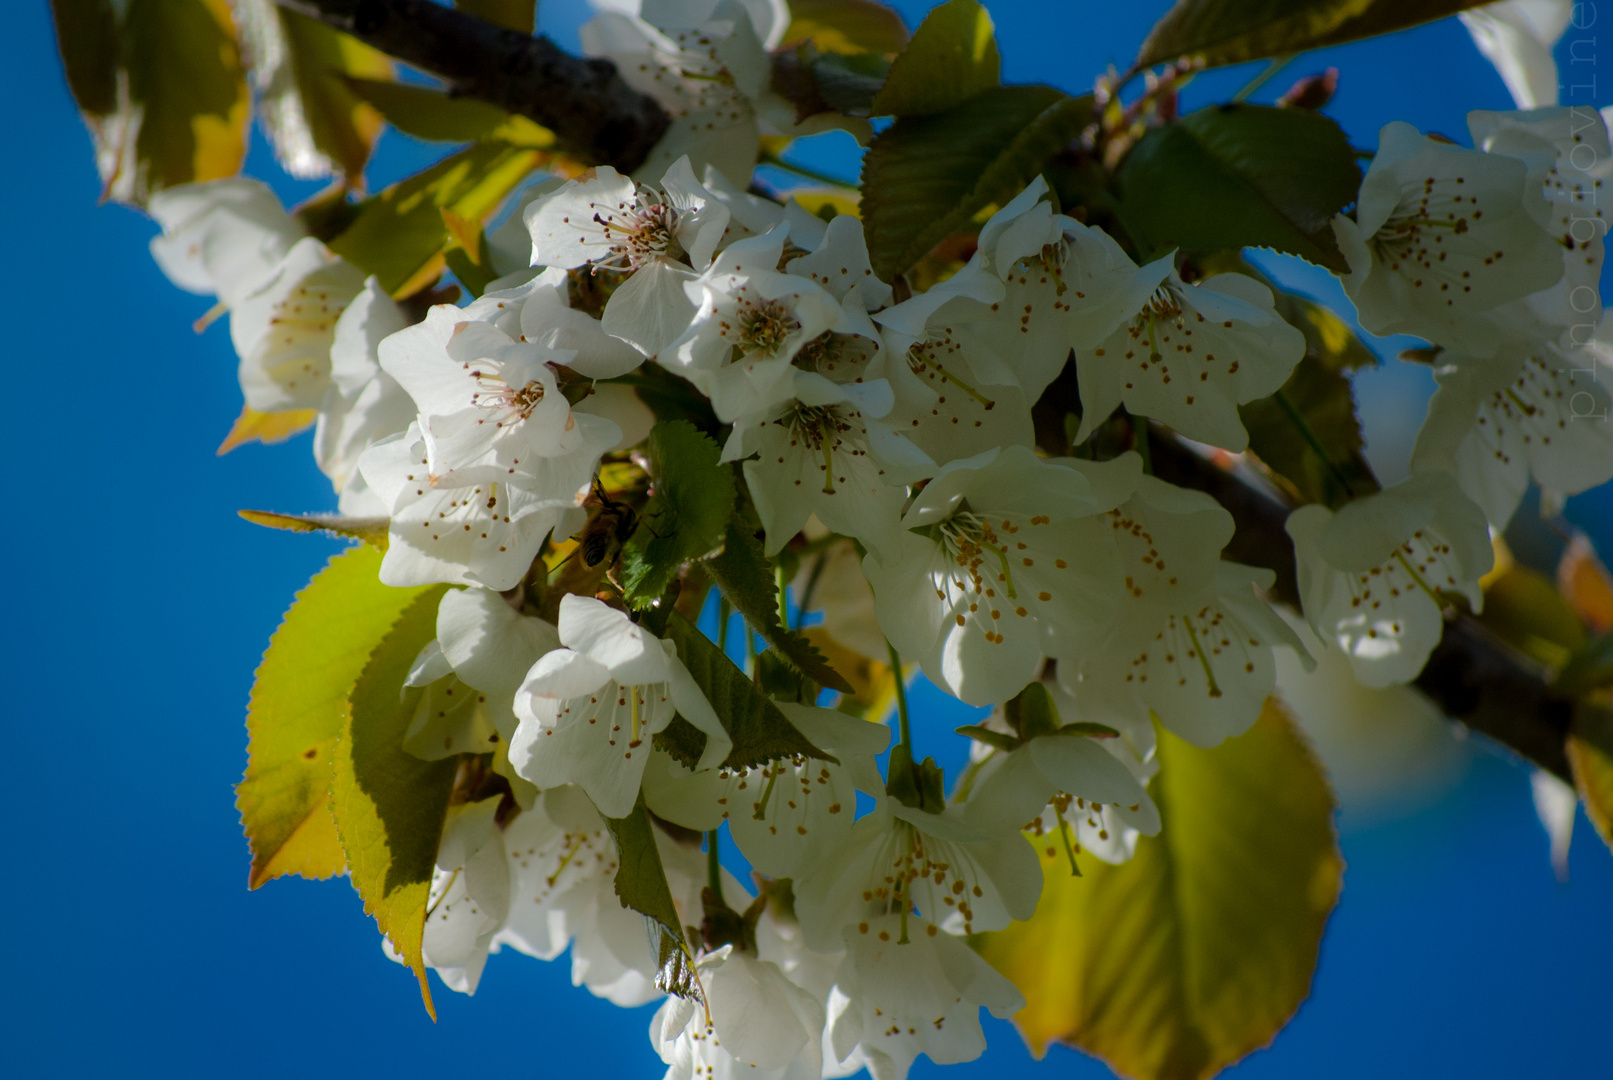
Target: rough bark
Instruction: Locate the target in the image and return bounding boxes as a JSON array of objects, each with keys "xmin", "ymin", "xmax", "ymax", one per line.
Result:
[{"xmin": 273, "ymin": 0, "xmax": 669, "ymax": 170}]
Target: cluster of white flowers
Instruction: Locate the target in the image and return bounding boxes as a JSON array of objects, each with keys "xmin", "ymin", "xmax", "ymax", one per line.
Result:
[{"xmin": 146, "ymin": 0, "xmax": 1613, "ymax": 1055}]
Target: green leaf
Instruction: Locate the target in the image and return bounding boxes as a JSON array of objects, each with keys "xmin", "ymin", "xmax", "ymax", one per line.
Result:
[
  {"xmin": 261, "ymin": 11, "xmax": 394, "ymax": 180},
  {"xmin": 772, "ymin": 45, "xmax": 891, "ymax": 122},
  {"xmin": 782, "ymin": 0, "xmax": 909, "ymax": 56},
  {"xmin": 706, "ymin": 515, "xmax": 855, "ymax": 693},
  {"xmin": 1239, "ymin": 355, "xmax": 1379, "ymax": 508},
  {"xmin": 236, "ymin": 547, "xmax": 438, "ymax": 888},
  {"xmin": 1568, "ymin": 706, "xmax": 1613, "ymax": 854},
  {"xmin": 1481, "ymin": 564, "xmax": 1587, "ymax": 672},
  {"xmin": 344, "ymin": 77, "xmax": 554, "ymax": 146},
  {"xmin": 455, "ymin": 0, "xmax": 535, "ymax": 34},
  {"xmin": 1137, "ymin": 0, "xmax": 1497, "ymax": 71},
  {"xmin": 238, "ymin": 509, "xmax": 390, "ymax": 550},
  {"xmin": 329, "ymin": 580, "xmax": 457, "ymax": 1018},
  {"xmin": 1555, "ymin": 632, "xmax": 1613, "ymax": 698},
  {"xmin": 660, "ymin": 612, "xmax": 831, "ymax": 771},
  {"xmin": 603, "ymin": 800, "xmax": 700, "ymax": 998},
  {"xmin": 861, "ymin": 85, "xmax": 1092, "ymax": 281},
  {"xmin": 52, "ymin": 0, "xmax": 250, "ymax": 205},
  {"xmin": 870, "ymin": 0, "xmax": 998, "ymax": 117},
  {"xmin": 1114, "ymin": 104, "xmax": 1360, "ymax": 271},
  {"xmin": 620, "ymin": 421, "xmax": 737, "ymax": 609},
  {"xmin": 328, "ymin": 140, "xmax": 547, "ymax": 296},
  {"xmin": 977, "ymin": 700, "xmax": 1342, "ymax": 1074}
]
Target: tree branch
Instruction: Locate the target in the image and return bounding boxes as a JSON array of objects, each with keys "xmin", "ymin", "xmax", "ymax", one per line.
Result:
[
  {"xmin": 1149, "ymin": 429, "xmax": 1574, "ymax": 782},
  {"xmin": 273, "ymin": 0, "xmax": 670, "ymax": 171}
]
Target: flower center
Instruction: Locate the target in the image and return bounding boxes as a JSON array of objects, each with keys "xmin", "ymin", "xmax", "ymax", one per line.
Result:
[
  {"xmin": 467, "ymin": 366, "xmax": 548, "ymax": 422},
  {"xmin": 592, "ymin": 194, "xmax": 686, "ymax": 272},
  {"xmin": 737, "ymin": 298, "xmax": 800, "ymax": 355},
  {"xmin": 933, "ymin": 510, "xmax": 1020, "ymax": 608},
  {"xmin": 906, "ymin": 342, "xmax": 996, "ymax": 410},
  {"xmin": 778, "ymin": 403, "xmax": 856, "ymax": 494}
]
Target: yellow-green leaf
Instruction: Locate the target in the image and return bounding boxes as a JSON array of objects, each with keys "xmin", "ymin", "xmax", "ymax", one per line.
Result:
[
  {"xmin": 456, "ymin": 0, "xmax": 536, "ymax": 34},
  {"xmin": 782, "ymin": 0, "xmax": 909, "ymax": 56},
  {"xmin": 236, "ymin": 547, "xmax": 440, "ymax": 889},
  {"xmin": 330, "ymin": 580, "xmax": 456, "ymax": 1018},
  {"xmin": 1136, "ymin": 0, "xmax": 1497, "ymax": 71},
  {"xmin": 977, "ymin": 700, "xmax": 1341, "ymax": 1078},
  {"xmin": 52, "ymin": 0, "xmax": 250, "ymax": 205},
  {"xmin": 344, "ymin": 77, "xmax": 555, "ymax": 147},
  {"xmin": 1481, "ymin": 563, "xmax": 1587, "ymax": 673},
  {"xmin": 869, "ymin": 0, "xmax": 997, "ymax": 117},
  {"xmin": 1568, "ymin": 706, "xmax": 1613, "ymax": 853},
  {"xmin": 238, "ymin": 509, "xmax": 390, "ymax": 550},
  {"xmin": 217, "ymin": 405, "xmax": 318, "ymax": 454},
  {"xmin": 259, "ymin": 10, "xmax": 394, "ymax": 180},
  {"xmin": 328, "ymin": 140, "xmax": 548, "ymax": 296}
]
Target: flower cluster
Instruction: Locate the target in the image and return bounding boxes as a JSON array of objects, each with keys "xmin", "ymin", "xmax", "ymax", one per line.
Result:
[{"xmin": 147, "ymin": 13, "xmax": 1612, "ymax": 1062}]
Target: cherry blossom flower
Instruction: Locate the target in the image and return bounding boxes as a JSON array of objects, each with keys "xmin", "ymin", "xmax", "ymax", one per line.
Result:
[
  {"xmin": 147, "ymin": 177, "xmax": 303, "ymax": 307},
  {"xmin": 1286, "ymin": 473, "xmax": 1494, "ymax": 687},
  {"xmin": 1460, "ymin": 0, "xmax": 1573, "ymax": 109},
  {"xmin": 509, "ymin": 595, "xmax": 730, "ymax": 817},
  {"xmin": 312, "ymin": 278, "xmax": 413, "ymax": 515},
  {"xmin": 650, "ymin": 944, "xmax": 826, "ymax": 1079},
  {"xmin": 407, "ymin": 796, "xmax": 511, "ymax": 995}
]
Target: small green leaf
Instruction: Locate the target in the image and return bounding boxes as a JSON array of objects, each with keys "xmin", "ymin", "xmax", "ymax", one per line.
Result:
[
  {"xmin": 1114, "ymin": 104, "xmax": 1360, "ymax": 271},
  {"xmin": 329, "ymin": 140, "xmax": 547, "ymax": 295},
  {"xmin": 977, "ymin": 700, "xmax": 1342, "ymax": 1074},
  {"xmin": 661, "ymin": 613, "xmax": 831, "ymax": 771},
  {"xmin": 261, "ymin": 11, "xmax": 394, "ymax": 180},
  {"xmin": 1481, "ymin": 564, "xmax": 1587, "ymax": 672},
  {"xmin": 956, "ymin": 724, "xmax": 1021, "ymax": 753},
  {"xmin": 455, "ymin": 0, "xmax": 535, "ymax": 34},
  {"xmin": 236, "ymin": 547, "xmax": 439, "ymax": 889},
  {"xmin": 1137, "ymin": 0, "xmax": 1497, "ymax": 71},
  {"xmin": 870, "ymin": 0, "xmax": 998, "ymax": 117},
  {"xmin": 1238, "ymin": 347, "xmax": 1380, "ymax": 508},
  {"xmin": 1555, "ymin": 633, "xmax": 1613, "ymax": 698},
  {"xmin": 238, "ymin": 509, "xmax": 390, "ymax": 549},
  {"xmin": 603, "ymin": 800, "xmax": 700, "ymax": 998},
  {"xmin": 1568, "ymin": 706, "xmax": 1613, "ymax": 854},
  {"xmin": 53, "ymin": 0, "xmax": 250, "ymax": 205},
  {"xmin": 861, "ymin": 85, "xmax": 1092, "ymax": 281},
  {"xmin": 705, "ymin": 515, "xmax": 855, "ymax": 693},
  {"xmin": 343, "ymin": 77, "xmax": 549, "ymax": 145},
  {"xmin": 782, "ymin": 0, "xmax": 909, "ymax": 56},
  {"xmin": 1004, "ymin": 681, "xmax": 1061, "ymax": 740},
  {"xmin": 620, "ymin": 421, "xmax": 737, "ymax": 609},
  {"xmin": 330, "ymin": 580, "xmax": 457, "ymax": 1018},
  {"xmin": 1055, "ymin": 721, "xmax": 1120, "ymax": 739}
]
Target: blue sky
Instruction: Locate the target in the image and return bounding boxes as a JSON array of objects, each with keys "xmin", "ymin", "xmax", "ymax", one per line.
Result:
[{"xmin": 3, "ymin": 1, "xmax": 1609, "ymax": 1076}]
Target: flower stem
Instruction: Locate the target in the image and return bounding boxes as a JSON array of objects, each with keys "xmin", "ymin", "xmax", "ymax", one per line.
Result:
[
  {"xmin": 717, "ymin": 594, "xmax": 732, "ymax": 653},
  {"xmin": 887, "ymin": 639, "xmax": 912, "ymax": 754},
  {"xmin": 1232, "ymin": 55, "xmax": 1292, "ymax": 102},
  {"xmin": 706, "ymin": 829, "xmax": 722, "ymax": 897}
]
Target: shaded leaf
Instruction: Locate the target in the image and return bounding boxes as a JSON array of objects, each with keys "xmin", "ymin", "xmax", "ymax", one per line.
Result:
[
  {"xmin": 782, "ymin": 0, "xmax": 909, "ymax": 55},
  {"xmin": 1136, "ymin": 0, "xmax": 1496, "ymax": 70},
  {"xmin": 603, "ymin": 800, "xmax": 700, "ymax": 999},
  {"xmin": 862, "ymin": 85, "xmax": 1093, "ymax": 280},
  {"xmin": 1481, "ymin": 563, "xmax": 1586, "ymax": 672},
  {"xmin": 871, "ymin": 0, "xmax": 997, "ymax": 117},
  {"xmin": 1568, "ymin": 706, "xmax": 1613, "ymax": 854},
  {"xmin": 706, "ymin": 516, "xmax": 854, "ymax": 693},
  {"xmin": 621, "ymin": 421, "xmax": 737, "ymax": 608},
  {"xmin": 238, "ymin": 509, "xmax": 390, "ymax": 549},
  {"xmin": 455, "ymin": 0, "xmax": 535, "ymax": 34},
  {"xmin": 1114, "ymin": 104, "xmax": 1360, "ymax": 271},
  {"xmin": 328, "ymin": 140, "xmax": 547, "ymax": 296},
  {"xmin": 344, "ymin": 77, "xmax": 555, "ymax": 146},
  {"xmin": 772, "ymin": 45, "xmax": 891, "ymax": 122},
  {"xmin": 660, "ymin": 612, "xmax": 831, "ymax": 771},
  {"xmin": 977, "ymin": 700, "xmax": 1341, "ymax": 1076},
  {"xmin": 1239, "ymin": 356, "xmax": 1378, "ymax": 508},
  {"xmin": 236, "ymin": 547, "xmax": 439, "ymax": 888},
  {"xmin": 330, "ymin": 582, "xmax": 457, "ymax": 1018},
  {"xmin": 218, "ymin": 405, "xmax": 318, "ymax": 454},
  {"xmin": 1552, "ymin": 632, "xmax": 1613, "ymax": 698},
  {"xmin": 52, "ymin": 0, "xmax": 250, "ymax": 205}
]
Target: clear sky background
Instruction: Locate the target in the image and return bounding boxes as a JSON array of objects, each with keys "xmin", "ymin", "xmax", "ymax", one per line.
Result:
[{"xmin": 4, "ymin": 0, "xmax": 1610, "ymax": 1076}]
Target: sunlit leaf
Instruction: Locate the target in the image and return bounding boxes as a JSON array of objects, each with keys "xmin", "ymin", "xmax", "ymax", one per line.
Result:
[
  {"xmin": 782, "ymin": 0, "xmax": 909, "ymax": 56},
  {"xmin": 862, "ymin": 85, "xmax": 1092, "ymax": 280},
  {"xmin": 343, "ymin": 77, "xmax": 556, "ymax": 147},
  {"xmin": 238, "ymin": 509, "xmax": 390, "ymax": 549},
  {"xmin": 236, "ymin": 547, "xmax": 440, "ymax": 888},
  {"xmin": 329, "ymin": 581, "xmax": 456, "ymax": 1018},
  {"xmin": 1136, "ymin": 0, "xmax": 1497, "ymax": 71},
  {"xmin": 1568, "ymin": 707, "xmax": 1613, "ymax": 854},
  {"xmin": 1558, "ymin": 534, "xmax": 1613, "ymax": 635},
  {"xmin": 1114, "ymin": 104, "xmax": 1360, "ymax": 271},
  {"xmin": 977, "ymin": 700, "xmax": 1341, "ymax": 1077},
  {"xmin": 217, "ymin": 405, "xmax": 318, "ymax": 454},
  {"xmin": 1481, "ymin": 563, "xmax": 1586, "ymax": 672},
  {"xmin": 455, "ymin": 0, "xmax": 535, "ymax": 34}
]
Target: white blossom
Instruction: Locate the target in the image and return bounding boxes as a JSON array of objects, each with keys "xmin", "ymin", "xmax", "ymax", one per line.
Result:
[
  {"xmin": 147, "ymin": 177, "xmax": 304, "ymax": 307},
  {"xmin": 409, "ymin": 796, "xmax": 511, "ymax": 995},
  {"xmin": 1333, "ymin": 121, "xmax": 1564, "ymax": 356},
  {"xmin": 313, "ymin": 278, "xmax": 413, "ymax": 515},
  {"xmin": 1460, "ymin": 0, "xmax": 1573, "ymax": 109},
  {"xmin": 509, "ymin": 595, "xmax": 730, "ymax": 817},
  {"xmin": 1077, "ymin": 270, "xmax": 1306, "ymax": 451},
  {"xmin": 650, "ymin": 944, "xmax": 826, "ymax": 1079},
  {"xmin": 1286, "ymin": 473, "xmax": 1494, "ymax": 687},
  {"xmin": 864, "ymin": 446, "xmax": 1125, "ymax": 707}
]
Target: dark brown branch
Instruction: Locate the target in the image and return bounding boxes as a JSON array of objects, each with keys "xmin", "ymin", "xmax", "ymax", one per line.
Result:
[
  {"xmin": 1149, "ymin": 428, "xmax": 1574, "ymax": 782},
  {"xmin": 273, "ymin": 0, "xmax": 670, "ymax": 171}
]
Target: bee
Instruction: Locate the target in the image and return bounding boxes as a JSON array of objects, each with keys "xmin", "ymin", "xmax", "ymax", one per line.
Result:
[{"xmin": 578, "ymin": 477, "xmax": 640, "ymax": 569}]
